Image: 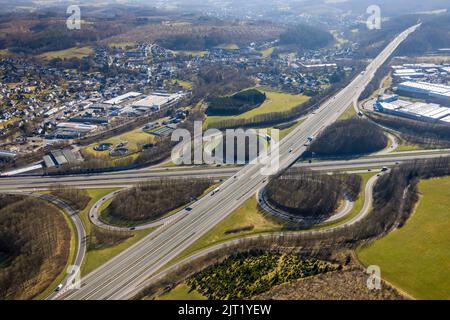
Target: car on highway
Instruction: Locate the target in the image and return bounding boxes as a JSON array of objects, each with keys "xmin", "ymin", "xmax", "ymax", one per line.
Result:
[
  {"xmin": 185, "ymin": 207, "xmax": 193, "ymax": 211},
  {"xmin": 55, "ymin": 284, "xmax": 64, "ymax": 292},
  {"xmin": 211, "ymin": 187, "xmax": 220, "ymax": 195}
]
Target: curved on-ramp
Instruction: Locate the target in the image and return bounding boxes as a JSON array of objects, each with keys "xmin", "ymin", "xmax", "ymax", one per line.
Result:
[
  {"xmin": 131, "ymin": 173, "xmax": 380, "ymax": 298},
  {"xmin": 257, "ymin": 188, "xmax": 355, "ymax": 225},
  {"xmin": 88, "ymin": 188, "xmax": 191, "ymax": 232}
]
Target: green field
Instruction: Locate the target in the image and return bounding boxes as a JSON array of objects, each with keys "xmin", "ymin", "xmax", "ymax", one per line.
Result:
[
  {"xmin": 205, "ymin": 89, "xmax": 310, "ymax": 128},
  {"xmin": 81, "ymin": 127, "xmax": 156, "ymax": 163},
  {"xmin": 338, "ymin": 104, "xmax": 357, "ymax": 121},
  {"xmin": 357, "ymin": 176, "xmax": 450, "ymax": 300},
  {"xmin": 171, "ymin": 50, "xmax": 208, "ymax": 57},
  {"xmin": 214, "ymin": 43, "xmax": 240, "ymax": 50},
  {"xmin": 107, "ymin": 42, "xmax": 136, "ymax": 49},
  {"xmin": 165, "ymin": 79, "xmax": 193, "ymax": 89},
  {"xmin": 39, "ymin": 46, "xmax": 94, "ymax": 60},
  {"xmin": 260, "ymin": 47, "xmax": 275, "ymax": 57},
  {"xmin": 0, "ymin": 49, "xmax": 11, "ymax": 57},
  {"xmin": 156, "ymin": 284, "xmax": 206, "ymax": 300}
]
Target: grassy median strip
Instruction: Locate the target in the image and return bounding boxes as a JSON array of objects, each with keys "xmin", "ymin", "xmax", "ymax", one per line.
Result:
[{"xmin": 78, "ymin": 188, "xmax": 156, "ymax": 275}]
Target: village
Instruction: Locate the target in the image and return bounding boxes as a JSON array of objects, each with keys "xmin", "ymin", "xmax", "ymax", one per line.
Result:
[{"xmin": 0, "ymin": 35, "xmax": 359, "ymax": 172}]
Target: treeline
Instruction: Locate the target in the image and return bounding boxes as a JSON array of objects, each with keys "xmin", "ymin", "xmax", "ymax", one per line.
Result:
[
  {"xmin": 206, "ymin": 89, "xmax": 266, "ymax": 116},
  {"xmin": 104, "ymin": 178, "xmax": 212, "ymax": 226},
  {"xmin": 360, "ymin": 62, "xmax": 391, "ymax": 101},
  {"xmin": 193, "ymin": 65, "xmax": 255, "ymax": 100},
  {"xmin": 367, "ymin": 112, "xmax": 450, "ymax": 147},
  {"xmin": 279, "ymin": 24, "xmax": 334, "ymax": 50},
  {"xmin": 0, "ymin": 11, "xmax": 144, "ymax": 55},
  {"xmin": 88, "ymin": 227, "xmax": 132, "ymax": 251},
  {"xmin": 156, "ymin": 33, "xmax": 226, "ymax": 51},
  {"xmin": 265, "ymin": 168, "xmax": 362, "ymax": 219},
  {"xmin": 49, "ymin": 184, "xmax": 91, "ymax": 211},
  {"xmin": 0, "ymin": 197, "xmax": 70, "ymax": 300},
  {"xmin": 187, "ymin": 252, "xmax": 339, "ymax": 300},
  {"xmin": 353, "ymin": 14, "xmax": 421, "ymax": 59},
  {"xmin": 307, "ymin": 118, "xmax": 388, "ymax": 157},
  {"xmin": 396, "ymin": 13, "xmax": 450, "ymax": 56}
]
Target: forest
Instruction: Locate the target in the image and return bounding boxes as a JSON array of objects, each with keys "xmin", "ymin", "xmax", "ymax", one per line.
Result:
[
  {"xmin": 206, "ymin": 89, "xmax": 266, "ymax": 116},
  {"xmin": 103, "ymin": 178, "xmax": 212, "ymax": 225},
  {"xmin": 367, "ymin": 112, "xmax": 450, "ymax": 148},
  {"xmin": 187, "ymin": 251, "xmax": 339, "ymax": 300},
  {"xmin": 396, "ymin": 13, "xmax": 450, "ymax": 56},
  {"xmin": 49, "ymin": 185, "xmax": 91, "ymax": 211},
  {"xmin": 279, "ymin": 24, "xmax": 334, "ymax": 50},
  {"xmin": 193, "ymin": 64, "xmax": 255, "ymax": 101},
  {"xmin": 265, "ymin": 168, "xmax": 362, "ymax": 219},
  {"xmin": 307, "ymin": 118, "xmax": 388, "ymax": 157},
  {"xmin": 0, "ymin": 196, "xmax": 70, "ymax": 299}
]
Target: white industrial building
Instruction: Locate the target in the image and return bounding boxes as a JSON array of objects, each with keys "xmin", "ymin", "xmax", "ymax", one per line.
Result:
[
  {"xmin": 397, "ymin": 81, "xmax": 450, "ymax": 105},
  {"xmin": 104, "ymin": 92, "xmax": 143, "ymax": 105},
  {"xmin": 374, "ymin": 98, "xmax": 450, "ymax": 125}
]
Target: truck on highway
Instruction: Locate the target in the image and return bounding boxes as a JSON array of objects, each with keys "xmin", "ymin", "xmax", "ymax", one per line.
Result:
[{"xmin": 211, "ymin": 187, "xmax": 220, "ymax": 195}]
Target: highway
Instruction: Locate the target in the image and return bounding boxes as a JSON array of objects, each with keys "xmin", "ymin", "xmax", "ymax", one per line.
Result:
[
  {"xmin": 0, "ymin": 151, "xmax": 449, "ymax": 191},
  {"xmin": 50, "ymin": 24, "xmax": 420, "ymax": 300}
]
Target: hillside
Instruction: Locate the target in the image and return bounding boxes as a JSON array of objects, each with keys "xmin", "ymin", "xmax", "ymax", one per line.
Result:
[
  {"xmin": 0, "ymin": 197, "xmax": 71, "ymax": 299},
  {"xmin": 206, "ymin": 89, "xmax": 267, "ymax": 116},
  {"xmin": 279, "ymin": 24, "xmax": 334, "ymax": 50}
]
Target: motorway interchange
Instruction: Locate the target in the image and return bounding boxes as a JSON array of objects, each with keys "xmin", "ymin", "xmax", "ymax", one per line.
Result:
[{"xmin": 0, "ymin": 25, "xmax": 427, "ymax": 300}]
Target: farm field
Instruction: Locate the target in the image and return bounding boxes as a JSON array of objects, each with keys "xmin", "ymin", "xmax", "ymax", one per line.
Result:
[
  {"xmin": 357, "ymin": 176, "xmax": 450, "ymax": 300},
  {"xmin": 260, "ymin": 47, "xmax": 275, "ymax": 57},
  {"xmin": 39, "ymin": 46, "xmax": 94, "ymax": 60},
  {"xmin": 205, "ymin": 89, "xmax": 310, "ymax": 128}
]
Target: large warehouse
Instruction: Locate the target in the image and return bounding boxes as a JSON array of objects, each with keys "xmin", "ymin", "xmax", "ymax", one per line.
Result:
[
  {"xmin": 397, "ymin": 81, "xmax": 450, "ymax": 105},
  {"xmin": 374, "ymin": 98, "xmax": 450, "ymax": 125}
]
